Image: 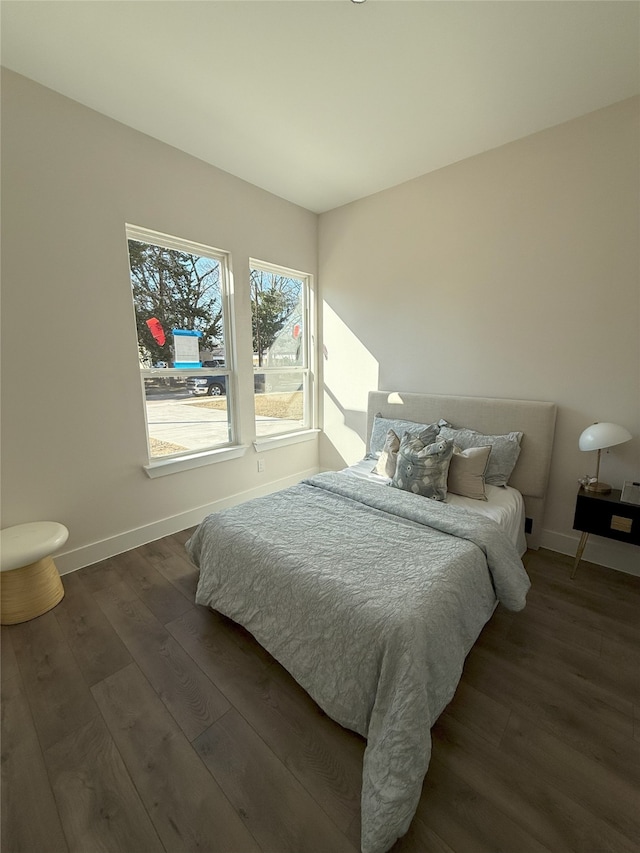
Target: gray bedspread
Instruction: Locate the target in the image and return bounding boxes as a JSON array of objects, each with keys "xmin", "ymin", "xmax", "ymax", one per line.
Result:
[{"xmin": 187, "ymin": 472, "xmax": 530, "ymax": 853}]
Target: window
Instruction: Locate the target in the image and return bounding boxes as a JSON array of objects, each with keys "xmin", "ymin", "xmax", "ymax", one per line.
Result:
[
  {"xmin": 250, "ymin": 260, "xmax": 314, "ymax": 440},
  {"xmin": 126, "ymin": 226, "xmax": 237, "ymax": 465}
]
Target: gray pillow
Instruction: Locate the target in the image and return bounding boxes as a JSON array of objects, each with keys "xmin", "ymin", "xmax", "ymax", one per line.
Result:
[
  {"xmin": 439, "ymin": 426, "xmax": 522, "ymax": 486},
  {"xmin": 391, "ymin": 434, "xmax": 454, "ymax": 500},
  {"xmin": 368, "ymin": 414, "xmax": 441, "ymax": 458}
]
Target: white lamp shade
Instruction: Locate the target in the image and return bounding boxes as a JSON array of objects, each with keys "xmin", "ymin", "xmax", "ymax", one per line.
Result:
[{"xmin": 578, "ymin": 422, "xmax": 633, "ymax": 452}]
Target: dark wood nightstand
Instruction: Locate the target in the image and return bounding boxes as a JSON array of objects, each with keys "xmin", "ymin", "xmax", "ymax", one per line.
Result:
[{"xmin": 571, "ymin": 487, "xmax": 640, "ymax": 578}]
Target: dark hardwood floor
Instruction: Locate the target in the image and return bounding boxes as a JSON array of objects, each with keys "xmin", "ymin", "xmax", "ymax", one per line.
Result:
[{"xmin": 2, "ymin": 535, "xmax": 639, "ymax": 853}]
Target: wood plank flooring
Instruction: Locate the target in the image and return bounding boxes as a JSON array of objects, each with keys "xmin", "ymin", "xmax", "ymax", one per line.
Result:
[{"xmin": 2, "ymin": 535, "xmax": 639, "ymax": 853}]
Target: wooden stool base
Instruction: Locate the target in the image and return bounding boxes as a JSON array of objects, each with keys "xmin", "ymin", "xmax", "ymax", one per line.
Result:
[{"xmin": 0, "ymin": 555, "xmax": 65, "ymax": 625}]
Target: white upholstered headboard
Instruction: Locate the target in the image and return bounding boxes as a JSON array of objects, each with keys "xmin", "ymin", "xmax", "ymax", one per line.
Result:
[{"xmin": 367, "ymin": 391, "xmax": 557, "ymax": 550}]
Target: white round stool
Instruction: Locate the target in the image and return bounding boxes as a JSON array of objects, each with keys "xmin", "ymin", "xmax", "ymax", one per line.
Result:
[{"xmin": 0, "ymin": 522, "xmax": 68, "ymax": 625}]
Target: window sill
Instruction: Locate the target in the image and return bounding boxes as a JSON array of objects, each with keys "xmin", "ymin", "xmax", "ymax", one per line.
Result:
[
  {"xmin": 144, "ymin": 444, "xmax": 249, "ymax": 478},
  {"xmin": 253, "ymin": 428, "xmax": 320, "ymax": 453}
]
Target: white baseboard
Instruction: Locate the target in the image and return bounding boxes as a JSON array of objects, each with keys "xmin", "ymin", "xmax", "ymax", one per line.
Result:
[
  {"xmin": 541, "ymin": 528, "xmax": 640, "ymax": 577},
  {"xmin": 55, "ymin": 467, "xmax": 320, "ymax": 575},
  {"xmin": 56, "ymin": 479, "xmax": 638, "ymax": 580}
]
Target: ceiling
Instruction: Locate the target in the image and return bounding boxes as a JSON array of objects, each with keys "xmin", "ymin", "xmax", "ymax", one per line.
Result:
[{"xmin": 1, "ymin": 0, "xmax": 639, "ymax": 213}]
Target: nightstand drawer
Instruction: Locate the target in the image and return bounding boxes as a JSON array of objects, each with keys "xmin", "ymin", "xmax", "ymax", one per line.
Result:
[{"xmin": 573, "ymin": 489, "xmax": 640, "ymax": 545}]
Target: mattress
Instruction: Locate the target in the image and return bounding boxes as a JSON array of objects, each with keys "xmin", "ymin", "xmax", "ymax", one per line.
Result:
[{"xmin": 342, "ymin": 458, "xmax": 528, "ymax": 555}]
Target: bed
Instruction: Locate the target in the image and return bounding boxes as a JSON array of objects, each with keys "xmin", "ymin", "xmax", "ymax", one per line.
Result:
[{"xmin": 186, "ymin": 391, "xmax": 557, "ymax": 853}]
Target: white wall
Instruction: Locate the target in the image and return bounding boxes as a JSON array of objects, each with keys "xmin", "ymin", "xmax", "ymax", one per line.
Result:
[
  {"xmin": 319, "ymin": 97, "xmax": 640, "ymax": 575},
  {"xmin": 3, "ymin": 71, "xmax": 638, "ymax": 576},
  {"xmin": 1, "ymin": 70, "xmax": 319, "ymax": 571}
]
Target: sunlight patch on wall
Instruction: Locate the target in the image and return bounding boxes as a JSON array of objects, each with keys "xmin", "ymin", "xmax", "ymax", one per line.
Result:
[{"xmin": 322, "ymin": 301, "xmax": 379, "ymax": 465}]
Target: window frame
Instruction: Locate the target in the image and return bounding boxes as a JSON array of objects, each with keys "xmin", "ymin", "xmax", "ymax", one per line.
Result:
[
  {"xmin": 126, "ymin": 224, "xmax": 243, "ymax": 475},
  {"xmin": 249, "ymin": 258, "xmax": 316, "ymax": 447}
]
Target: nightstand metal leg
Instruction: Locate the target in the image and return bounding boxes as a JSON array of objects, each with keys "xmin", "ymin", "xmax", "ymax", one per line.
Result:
[{"xmin": 571, "ymin": 531, "xmax": 589, "ymax": 579}]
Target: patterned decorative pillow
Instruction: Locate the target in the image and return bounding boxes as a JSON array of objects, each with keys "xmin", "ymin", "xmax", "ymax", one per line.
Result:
[
  {"xmin": 391, "ymin": 434, "xmax": 454, "ymax": 500},
  {"xmin": 447, "ymin": 444, "xmax": 491, "ymax": 500},
  {"xmin": 373, "ymin": 429, "xmax": 401, "ymax": 477},
  {"xmin": 438, "ymin": 426, "xmax": 523, "ymax": 486},
  {"xmin": 368, "ymin": 414, "xmax": 442, "ymax": 458}
]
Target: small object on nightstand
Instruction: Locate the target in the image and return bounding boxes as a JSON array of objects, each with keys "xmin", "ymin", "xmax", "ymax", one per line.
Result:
[
  {"xmin": 620, "ymin": 481, "xmax": 640, "ymax": 506},
  {"xmin": 571, "ymin": 487, "xmax": 640, "ymax": 579}
]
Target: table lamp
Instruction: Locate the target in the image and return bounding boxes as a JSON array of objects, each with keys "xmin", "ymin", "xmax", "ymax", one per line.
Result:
[{"xmin": 578, "ymin": 422, "xmax": 632, "ymax": 494}]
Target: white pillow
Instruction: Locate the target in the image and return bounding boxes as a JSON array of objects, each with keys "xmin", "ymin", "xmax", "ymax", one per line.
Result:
[
  {"xmin": 373, "ymin": 429, "xmax": 400, "ymax": 478},
  {"xmin": 447, "ymin": 444, "xmax": 491, "ymax": 500}
]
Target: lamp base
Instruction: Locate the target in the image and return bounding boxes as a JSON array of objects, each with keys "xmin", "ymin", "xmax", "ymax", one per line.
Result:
[{"xmin": 584, "ymin": 481, "xmax": 612, "ymax": 494}]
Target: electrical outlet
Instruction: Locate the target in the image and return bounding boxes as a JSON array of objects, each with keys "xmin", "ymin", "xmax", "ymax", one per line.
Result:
[{"xmin": 257, "ymin": 459, "xmax": 265, "ymax": 473}]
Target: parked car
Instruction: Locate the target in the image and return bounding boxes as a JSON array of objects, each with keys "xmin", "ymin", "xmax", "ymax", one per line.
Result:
[
  {"xmin": 186, "ymin": 373, "xmax": 227, "ymax": 396},
  {"xmin": 186, "ymin": 369, "xmax": 267, "ymax": 396}
]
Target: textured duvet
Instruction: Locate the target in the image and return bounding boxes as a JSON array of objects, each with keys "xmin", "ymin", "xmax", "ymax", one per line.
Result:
[{"xmin": 187, "ymin": 472, "xmax": 530, "ymax": 853}]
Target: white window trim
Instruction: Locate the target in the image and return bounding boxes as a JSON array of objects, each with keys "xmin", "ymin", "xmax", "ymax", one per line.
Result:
[
  {"xmin": 250, "ymin": 258, "xmax": 316, "ymax": 441},
  {"xmin": 144, "ymin": 444, "xmax": 249, "ymax": 478},
  {"xmin": 126, "ymin": 224, "xmax": 241, "ymax": 472},
  {"xmin": 253, "ymin": 428, "xmax": 320, "ymax": 453},
  {"xmin": 127, "ymin": 225, "xmax": 225, "ymax": 261}
]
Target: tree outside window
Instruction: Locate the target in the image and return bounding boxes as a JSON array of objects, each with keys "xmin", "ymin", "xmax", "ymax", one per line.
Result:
[
  {"xmin": 250, "ymin": 261, "xmax": 312, "ymax": 439},
  {"xmin": 129, "ymin": 239, "xmax": 223, "ymax": 367},
  {"xmin": 250, "ymin": 268, "xmax": 300, "ymax": 368}
]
